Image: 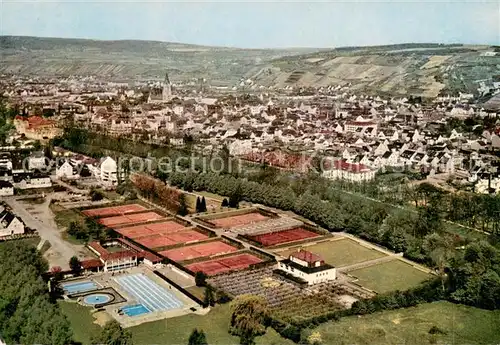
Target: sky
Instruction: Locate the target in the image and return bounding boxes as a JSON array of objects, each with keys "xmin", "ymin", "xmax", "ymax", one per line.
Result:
[{"xmin": 1, "ymin": 0, "xmax": 499, "ymax": 48}]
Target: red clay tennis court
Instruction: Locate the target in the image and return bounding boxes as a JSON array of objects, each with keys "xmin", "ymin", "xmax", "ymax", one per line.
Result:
[
  {"xmin": 250, "ymin": 227, "xmax": 320, "ymax": 247},
  {"xmin": 83, "ymin": 204, "xmax": 146, "ymax": 217},
  {"xmin": 115, "ymin": 221, "xmax": 189, "ymax": 239},
  {"xmin": 135, "ymin": 230, "xmax": 209, "ymax": 249},
  {"xmin": 159, "ymin": 241, "xmax": 238, "ymax": 262},
  {"xmin": 211, "ymin": 212, "xmax": 269, "ymax": 228},
  {"xmin": 98, "ymin": 211, "xmax": 164, "ymax": 227},
  {"xmin": 187, "ymin": 253, "xmax": 263, "ymax": 276}
]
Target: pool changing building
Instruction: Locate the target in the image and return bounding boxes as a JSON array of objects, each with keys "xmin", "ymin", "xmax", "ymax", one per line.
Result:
[
  {"xmin": 278, "ymin": 250, "xmax": 336, "ymax": 285},
  {"xmin": 87, "ymin": 238, "xmax": 162, "ymax": 272}
]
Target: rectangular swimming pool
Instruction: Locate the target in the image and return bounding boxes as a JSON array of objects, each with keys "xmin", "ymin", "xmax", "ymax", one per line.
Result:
[
  {"xmin": 114, "ymin": 273, "xmax": 184, "ymax": 312},
  {"xmin": 62, "ymin": 281, "xmax": 98, "ymax": 294},
  {"xmin": 121, "ymin": 304, "xmax": 150, "ymax": 317}
]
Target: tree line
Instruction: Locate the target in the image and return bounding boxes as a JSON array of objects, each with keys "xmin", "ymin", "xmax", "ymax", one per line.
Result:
[{"xmin": 0, "ymin": 241, "xmax": 73, "ymax": 345}]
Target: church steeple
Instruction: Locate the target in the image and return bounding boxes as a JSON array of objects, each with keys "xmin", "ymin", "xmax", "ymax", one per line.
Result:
[{"xmin": 162, "ymin": 71, "xmax": 172, "ymax": 101}]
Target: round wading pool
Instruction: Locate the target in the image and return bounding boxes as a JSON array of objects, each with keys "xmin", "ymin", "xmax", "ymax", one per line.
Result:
[{"xmin": 83, "ymin": 293, "xmax": 113, "ymax": 305}]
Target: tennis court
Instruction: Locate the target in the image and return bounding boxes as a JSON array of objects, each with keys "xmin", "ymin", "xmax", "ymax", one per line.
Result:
[
  {"xmin": 98, "ymin": 211, "xmax": 164, "ymax": 227},
  {"xmin": 114, "ymin": 273, "xmax": 183, "ymax": 312},
  {"xmin": 187, "ymin": 253, "xmax": 263, "ymax": 276},
  {"xmin": 83, "ymin": 204, "xmax": 146, "ymax": 217},
  {"xmin": 211, "ymin": 212, "xmax": 270, "ymax": 228},
  {"xmin": 159, "ymin": 240, "xmax": 238, "ymax": 262},
  {"xmin": 115, "ymin": 220, "xmax": 189, "ymax": 239},
  {"xmin": 250, "ymin": 227, "xmax": 320, "ymax": 247},
  {"xmin": 135, "ymin": 230, "xmax": 209, "ymax": 249}
]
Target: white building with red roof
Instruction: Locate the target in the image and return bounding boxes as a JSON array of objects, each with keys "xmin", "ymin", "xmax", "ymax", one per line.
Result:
[
  {"xmin": 322, "ymin": 159, "xmax": 376, "ymax": 183},
  {"xmin": 87, "ymin": 238, "xmax": 162, "ymax": 272},
  {"xmin": 278, "ymin": 249, "xmax": 336, "ymax": 285}
]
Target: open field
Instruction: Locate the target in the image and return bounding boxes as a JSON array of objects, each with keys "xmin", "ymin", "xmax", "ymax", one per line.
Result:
[
  {"xmin": 185, "ymin": 285, "xmax": 206, "ymax": 301},
  {"xmin": 315, "ymin": 301, "xmax": 500, "ymax": 345},
  {"xmin": 276, "ymin": 238, "xmax": 387, "ymax": 267},
  {"xmin": 129, "ymin": 303, "xmax": 295, "ymax": 345},
  {"xmin": 51, "ymin": 205, "xmax": 86, "ymax": 228},
  {"xmin": 196, "ymin": 191, "xmax": 225, "ymax": 201},
  {"xmin": 349, "ymin": 260, "xmax": 432, "ymax": 293},
  {"xmin": 58, "ymin": 301, "xmax": 102, "ymax": 345}
]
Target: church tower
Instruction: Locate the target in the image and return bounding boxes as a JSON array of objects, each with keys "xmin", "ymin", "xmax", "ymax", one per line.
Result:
[{"xmin": 162, "ymin": 72, "xmax": 172, "ymax": 101}]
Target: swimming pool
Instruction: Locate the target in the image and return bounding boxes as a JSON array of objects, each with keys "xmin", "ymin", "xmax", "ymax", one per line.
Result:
[
  {"xmin": 83, "ymin": 293, "xmax": 113, "ymax": 305},
  {"xmin": 121, "ymin": 304, "xmax": 150, "ymax": 317},
  {"xmin": 62, "ymin": 281, "xmax": 98, "ymax": 294},
  {"xmin": 114, "ymin": 273, "xmax": 184, "ymax": 312}
]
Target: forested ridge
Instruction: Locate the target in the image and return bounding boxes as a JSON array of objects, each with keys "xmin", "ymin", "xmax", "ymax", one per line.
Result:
[{"xmin": 0, "ymin": 241, "xmax": 73, "ymax": 344}]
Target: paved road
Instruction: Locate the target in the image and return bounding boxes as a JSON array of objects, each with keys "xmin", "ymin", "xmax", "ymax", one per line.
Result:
[{"xmin": 5, "ymin": 197, "xmax": 78, "ymax": 269}]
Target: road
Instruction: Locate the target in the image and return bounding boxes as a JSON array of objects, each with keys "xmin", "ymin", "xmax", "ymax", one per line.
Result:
[{"xmin": 5, "ymin": 197, "xmax": 79, "ymax": 270}]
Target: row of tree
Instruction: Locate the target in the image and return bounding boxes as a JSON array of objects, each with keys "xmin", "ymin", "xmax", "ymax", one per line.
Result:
[
  {"xmin": 0, "ymin": 241, "xmax": 73, "ymax": 345},
  {"xmin": 130, "ymin": 173, "xmax": 182, "ymax": 213},
  {"xmin": 66, "ymin": 217, "xmax": 110, "ymax": 242}
]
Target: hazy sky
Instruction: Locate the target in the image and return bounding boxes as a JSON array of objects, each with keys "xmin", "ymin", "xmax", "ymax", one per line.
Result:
[{"xmin": 1, "ymin": 0, "xmax": 499, "ymax": 48}]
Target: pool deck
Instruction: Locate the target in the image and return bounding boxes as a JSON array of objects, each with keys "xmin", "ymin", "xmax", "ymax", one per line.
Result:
[{"xmin": 88, "ymin": 266, "xmax": 207, "ymax": 328}]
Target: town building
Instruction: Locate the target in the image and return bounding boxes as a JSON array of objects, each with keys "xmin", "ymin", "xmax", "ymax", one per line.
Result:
[
  {"xmin": 0, "ymin": 206, "xmax": 26, "ymax": 238},
  {"xmin": 322, "ymin": 159, "xmax": 376, "ymax": 182},
  {"xmin": 0, "ymin": 181, "xmax": 14, "ymax": 196},
  {"xmin": 13, "ymin": 116, "xmax": 62, "ymax": 140},
  {"xmin": 56, "ymin": 160, "xmax": 79, "ymax": 179},
  {"xmin": 12, "ymin": 171, "xmax": 52, "ymax": 189},
  {"xmin": 89, "ymin": 156, "xmax": 124, "ymax": 186}
]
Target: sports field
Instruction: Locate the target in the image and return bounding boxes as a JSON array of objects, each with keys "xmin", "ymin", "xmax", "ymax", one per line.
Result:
[
  {"xmin": 277, "ymin": 238, "xmax": 386, "ymax": 267},
  {"xmin": 187, "ymin": 253, "xmax": 263, "ymax": 275},
  {"xmin": 115, "ymin": 220, "xmax": 189, "ymax": 239},
  {"xmin": 83, "ymin": 204, "xmax": 146, "ymax": 217},
  {"xmin": 159, "ymin": 240, "xmax": 238, "ymax": 262},
  {"xmin": 250, "ymin": 227, "xmax": 320, "ymax": 246},
  {"xmin": 135, "ymin": 230, "xmax": 209, "ymax": 249},
  {"xmin": 97, "ymin": 211, "xmax": 164, "ymax": 227},
  {"xmin": 211, "ymin": 212, "xmax": 269, "ymax": 228},
  {"xmin": 314, "ymin": 301, "xmax": 500, "ymax": 345},
  {"xmin": 350, "ymin": 259, "xmax": 432, "ymax": 293}
]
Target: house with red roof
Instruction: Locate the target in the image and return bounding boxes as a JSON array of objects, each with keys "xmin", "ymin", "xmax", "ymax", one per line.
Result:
[
  {"xmin": 13, "ymin": 115, "xmax": 62, "ymax": 140},
  {"xmin": 277, "ymin": 249, "xmax": 336, "ymax": 285}
]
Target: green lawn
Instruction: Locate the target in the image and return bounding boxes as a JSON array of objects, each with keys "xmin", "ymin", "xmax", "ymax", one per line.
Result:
[
  {"xmin": 130, "ymin": 304, "xmax": 294, "ymax": 345},
  {"xmin": 197, "ymin": 191, "xmax": 225, "ymax": 201},
  {"xmin": 60, "ymin": 300, "xmax": 293, "ymax": 345},
  {"xmin": 314, "ymin": 301, "xmax": 500, "ymax": 345},
  {"xmin": 350, "ymin": 259, "xmax": 432, "ymax": 293},
  {"xmin": 58, "ymin": 301, "xmax": 102, "ymax": 345},
  {"xmin": 278, "ymin": 238, "xmax": 386, "ymax": 267},
  {"xmin": 185, "ymin": 285, "xmax": 206, "ymax": 301},
  {"xmin": 185, "ymin": 193, "xmax": 198, "ymax": 212},
  {"xmin": 51, "ymin": 206, "xmax": 86, "ymax": 229}
]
